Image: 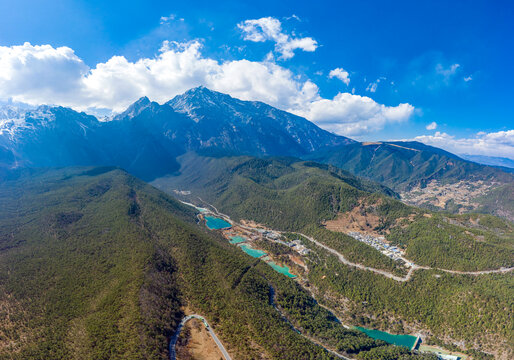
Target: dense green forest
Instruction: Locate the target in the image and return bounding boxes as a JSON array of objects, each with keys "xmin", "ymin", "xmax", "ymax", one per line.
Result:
[
  {"xmin": 305, "ymin": 141, "xmax": 513, "ymax": 192},
  {"xmin": 0, "ymin": 167, "xmax": 438, "ymax": 359},
  {"xmin": 156, "ymin": 154, "xmax": 514, "ymax": 272},
  {"xmin": 155, "ymin": 153, "xmax": 514, "ymax": 358},
  {"xmin": 306, "ymin": 248, "xmax": 513, "ymax": 359},
  {"xmin": 388, "ymin": 214, "xmax": 513, "ymax": 271}
]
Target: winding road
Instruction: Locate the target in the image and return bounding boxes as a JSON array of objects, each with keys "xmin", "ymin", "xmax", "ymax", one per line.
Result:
[
  {"xmin": 169, "ymin": 314, "xmax": 232, "ymax": 360},
  {"xmin": 183, "ymin": 199, "xmax": 514, "ymax": 283},
  {"xmin": 173, "ymin": 198, "xmax": 514, "ymax": 359}
]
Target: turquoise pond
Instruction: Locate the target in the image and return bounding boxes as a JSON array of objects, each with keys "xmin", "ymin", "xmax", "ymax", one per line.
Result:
[
  {"xmin": 239, "ymin": 244, "xmax": 267, "ymax": 258},
  {"xmin": 355, "ymin": 326, "xmax": 418, "ymax": 349},
  {"xmin": 229, "ymin": 236, "xmax": 246, "ymax": 244},
  {"xmin": 204, "ymin": 216, "xmax": 232, "ymax": 230},
  {"xmin": 267, "ymin": 262, "xmax": 296, "ymax": 278}
]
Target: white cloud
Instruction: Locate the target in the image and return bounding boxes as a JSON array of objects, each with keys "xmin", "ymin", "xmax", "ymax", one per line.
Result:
[
  {"xmin": 294, "ymin": 93, "xmax": 414, "ymax": 136},
  {"xmin": 0, "ymin": 41, "xmax": 414, "ymax": 137},
  {"xmin": 237, "ymin": 17, "xmax": 317, "ymax": 60},
  {"xmin": 426, "ymin": 121, "xmax": 437, "ymax": 130},
  {"xmin": 464, "ymin": 75, "xmax": 473, "ymax": 82},
  {"xmin": 0, "ymin": 42, "xmax": 89, "ymax": 106},
  {"xmin": 435, "ymin": 63, "xmax": 460, "ymax": 82},
  {"xmin": 160, "ymin": 14, "xmax": 183, "ymax": 24},
  {"xmin": 285, "ymin": 14, "xmax": 301, "ymax": 22},
  {"xmin": 413, "ymin": 130, "xmax": 514, "ymax": 159},
  {"xmin": 329, "ymin": 68, "xmax": 350, "ymax": 85},
  {"xmin": 366, "ymin": 77, "xmax": 385, "ymax": 93},
  {"xmin": 366, "ymin": 82, "xmax": 378, "ymax": 93}
]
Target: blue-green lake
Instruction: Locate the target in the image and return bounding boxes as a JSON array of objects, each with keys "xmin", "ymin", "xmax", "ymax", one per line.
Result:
[
  {"xmin": 355, "ymin": 326, "xmax": 418, "ymax": 349},
  {"xmin": 229, "ymin": 236, "xmax": 246, "ymax": 244},
  {"xmin": 268, "ymin": 262, "xmax": 296, "ymax": 278},
  {"xmin": 204, "ymin": 216, "xmax": 232, "ymax": 230},
  {"xmin": 239, "ymin": 244, "xmax": 267, "ymax": 258}
]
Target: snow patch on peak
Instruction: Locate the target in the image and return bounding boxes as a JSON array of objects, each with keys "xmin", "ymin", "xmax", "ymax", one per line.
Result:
[
  {"xmin": 0, "ymin": 105, "xmax": 56, "ymax": 139},
  {"xmin": 169, "ymin": 99, "xmax": 202, "ymax": 123},
  {"xmin": 114, "ymin": 96, "xmax": 154, "ymax": 120}
]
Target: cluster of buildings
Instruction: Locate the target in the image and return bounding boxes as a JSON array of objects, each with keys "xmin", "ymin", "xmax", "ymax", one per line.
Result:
[
  {"xmin": 258, "ymin": 230, "xmax": 310, "ymax": 256},
  {"xmin": 347, "ymin": 231, "xmax": 412, "ymax": 266},
  {"xmin": 286, "ymin": 239, "xmax": 310, "ymax": 256},
  {"xmin": 261, "ymin": 230, "xmax": 280, "ymax": 240}
]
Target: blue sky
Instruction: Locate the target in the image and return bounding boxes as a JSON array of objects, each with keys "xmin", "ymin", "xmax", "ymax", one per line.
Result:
[{"xmin": 1, "ymin": 0, "xmax": 513, "ymax": 158}]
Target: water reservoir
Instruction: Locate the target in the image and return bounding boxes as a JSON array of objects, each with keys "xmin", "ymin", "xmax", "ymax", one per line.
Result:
[
  {"xmin": 268, "ymin": 261, "xmax": 296, "ymax": 278},
  {"xmin": 204, "ymin": 216, "xmax": 232, "ymax": 230},
  {"xmin": 354, "ymin": 326, "xmax": 418, "ymax": 349},
  {"xmin": 229, "ymin": 236, "xmax": 246, "ymax": 244},
  {"xmin": 239, "ymin": 244, "xmax": 267, "ymax": 258}
]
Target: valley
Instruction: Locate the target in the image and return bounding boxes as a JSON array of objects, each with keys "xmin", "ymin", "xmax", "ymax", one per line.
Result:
[
  {"xmin": 1, "ymin": 1, "xmax": 513, "ymax": 359},
  {"xmin": 181, "ymin": 194, "xmax": 513, "ymax": 359},
  {"xmin": 0, "ymin": 88, "xmax": 512, "ymax": 360},
  {"xmin": 1, "ymin": 167, "xmax": 447, "ymax": 360},
  {"xmin": 155, "ymin": 153, "xmax": 513, "ymax": 359}
]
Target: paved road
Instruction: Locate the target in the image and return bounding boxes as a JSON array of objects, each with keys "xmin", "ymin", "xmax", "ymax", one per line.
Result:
[
  {"xmin": 181, "ymin": 199, "xmax": 514, "ymax": 281},
  {"xmin": 169, "ymin": 314, "xmax": 232, "ymax": 360},
  {"xmin": 288, "ymin": 232, "xmax": 417, "ymax": 282},
  {"xmin": 288, "ymin": 232, "xmax": 513, "ymax": 281}
]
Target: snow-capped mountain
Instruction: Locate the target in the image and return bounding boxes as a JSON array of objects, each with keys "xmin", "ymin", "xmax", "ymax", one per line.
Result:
[
  {"xmin": 166, "ymin": 86, "xmax": 354, "ymax": 153},
  {"xmin": 0, "ymin": 105, "xmax": 102, "ymax": 170},
  {"xmin": 0, "ymin": 87, "xmax": 352, "ymax": 179}
]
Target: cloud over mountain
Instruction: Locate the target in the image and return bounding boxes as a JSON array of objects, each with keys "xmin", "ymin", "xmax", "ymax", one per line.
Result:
[
  {"xmin": 0, "ymin": 41, "xmax": 414, "ymax": 136},
  {"xmin": 414, "ymin": 130, "xmax": 514, "ymax": 159}
]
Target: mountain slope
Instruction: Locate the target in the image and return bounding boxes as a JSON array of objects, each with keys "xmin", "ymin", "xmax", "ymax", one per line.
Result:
[
  {"xmin": 1, "ymin": 166, "xmax": 427, "ymax": 360},
  {"xmin": 306, "ymin": 141, "xmax": 512, "ymax": 191},
  {"xmin": 153, "ymin": 152, "xmax": 398, "ymax": 229},
  {"xmin": 460, "ymin": 154, "xmax": 514, "ymax": 170},
  {"xmin": 1, "ymin": 89, "xmax": 511, "ymax": 219},
  {"xmin": 154, "ymin": 153, "xmax": 513, "ymax": 271},
  {"xmin": 154, "ymin": 153, "xmax": 514, "ymax": 358},
  {"xmin": 306, "ymin": 141, "xmax": 514, "ymax": 219},
  {"xmin": 166, "ymin": 86, "xmax": 353, "ymax": 154},
  {"xmin": 0, "ymin": 87, "xmax": 353, "ymax": 181}
]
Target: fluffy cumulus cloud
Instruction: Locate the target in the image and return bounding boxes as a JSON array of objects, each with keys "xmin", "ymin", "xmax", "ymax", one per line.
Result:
[
  {"xmin": 237, "ymin": 17, "xmax": 317, "ymax": 60},
  {"xmin": 0, "ymin": 43, "xmax": 89, "ymax": 105},
  {"xmin": 329, "ymin": 68, "xmax": 350, "ymax": 85},
  {"xmin": 0, "ymin": 41, "xmax": 414, "ymax": 136},
  {"xmin": 413, "ymin": 130, "xmax": 514, "ymax": 159},
  {"xmin": 426, "ymin": 121, "xmax": 437, "ymax": 130},
  {"xmin": 294, "ymin": 93, "xmax": 414, "ymax": 135}
]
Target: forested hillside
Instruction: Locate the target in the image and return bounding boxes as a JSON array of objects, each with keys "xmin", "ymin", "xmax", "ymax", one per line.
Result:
[
  {"xmin": 155, "ymin": 153, "xmax": 513, "ymax": 271},
  {"xmin": 306, "ymin": 141, "xmax": 512, "ymax": 191},
  {"xmin": 305, "ymin": 141, "xmax": 514, "ymax": 220},
  {"xmin": 0, "ymin": 167, "xmax": 437, "ymax": 360},
  {"xmin": 155, "ymin": 153, "xmax": 514, "ymax": 358}
]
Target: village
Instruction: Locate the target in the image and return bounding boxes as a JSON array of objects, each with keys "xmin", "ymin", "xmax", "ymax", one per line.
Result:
[{"xmin": 347, "ymin": 231, "xmax": 414, "ymax": 267}]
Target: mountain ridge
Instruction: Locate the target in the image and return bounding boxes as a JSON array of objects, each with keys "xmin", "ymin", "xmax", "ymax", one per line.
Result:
[
  {"xmin": 0, "ymin": 87, "xmax": 353, "ymax": 180},
  {"xmin": 0, "ymin": 87, "xmax": 512, "ymax": 220}
]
